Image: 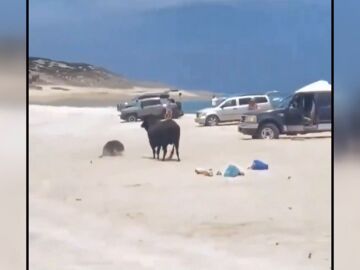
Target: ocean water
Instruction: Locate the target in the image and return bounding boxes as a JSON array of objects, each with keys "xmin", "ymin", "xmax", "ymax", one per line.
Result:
[{"xmin": 181, "ymin": 100, "xmax": 213, "ymax": 114}]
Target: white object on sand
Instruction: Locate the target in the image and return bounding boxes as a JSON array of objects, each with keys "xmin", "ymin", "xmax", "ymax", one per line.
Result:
[{"xmin": 195, "ymin": 168, "xmax": 213, "ymax": 177}]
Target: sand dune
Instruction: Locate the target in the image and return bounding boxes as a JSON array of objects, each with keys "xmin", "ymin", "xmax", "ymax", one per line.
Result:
[{"xmin": 30, "ymin": 105, "xmax": 331, "ymax": 270}]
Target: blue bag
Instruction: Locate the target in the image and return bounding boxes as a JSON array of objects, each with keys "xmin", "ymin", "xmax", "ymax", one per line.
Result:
[
  {"xmin": 224, "ymin": 165, "xmax": 243, "ymax": 177},
  {"xmin": 251, "ymin": 160, "xmax": 269, "ymax": 170}
]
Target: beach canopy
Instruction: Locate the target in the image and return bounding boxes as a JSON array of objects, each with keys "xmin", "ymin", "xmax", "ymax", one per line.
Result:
[{"xmin": 295, "ymin": 80, "xmax": 331, "ymax": 94}]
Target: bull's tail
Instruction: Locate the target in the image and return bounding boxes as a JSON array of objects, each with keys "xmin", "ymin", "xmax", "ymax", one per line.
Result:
[
  {"xmin": 174, "ymin": 136, "xmax": 180, "ymax": 161},
  {"xmin": 168, "ymin": 145, "xmax": 175, "ymax": 159}
]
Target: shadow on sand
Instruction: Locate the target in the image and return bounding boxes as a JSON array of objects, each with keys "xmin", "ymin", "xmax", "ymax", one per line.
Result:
[
  {"xmin": 141, "ymin": 156, "xmax": 180, "ymax": 162},
  {"xmin": 241, "ymin": 135, "xmax": 331, "ymax": 141},
  {"xmin": 120, "ymin": 120, "xmax": 139, "ymax": 124},
  {"xmin": 196, "ymin": 122, "xmax": 239, "ymax": 128}
]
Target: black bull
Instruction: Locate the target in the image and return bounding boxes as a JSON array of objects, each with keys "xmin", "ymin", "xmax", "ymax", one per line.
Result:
[{"xmin": 141, "ymin": 116, "xmax": 180, "ymax": 161}]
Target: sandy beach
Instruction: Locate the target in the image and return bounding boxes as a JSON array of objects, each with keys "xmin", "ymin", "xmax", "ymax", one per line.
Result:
[
  {"xmin": 29, "ymin": 85, "xmax": 212, "ymax": 107},
  {"xmin": 30, "ymin": 105, "xmax": 331, "ymax": 270}
]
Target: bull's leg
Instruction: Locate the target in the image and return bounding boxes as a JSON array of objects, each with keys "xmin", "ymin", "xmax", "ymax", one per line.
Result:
[
  {"xmin": 175, "ymin": 142, "xmax": 180, "ymax": 161},
  {"xmin": 162, "ymin": 145, "xmax": 167, "ymax": 161},
  {"xmin": 156, "ymin": 146, "xmax": 161, "ymax": 160},
  {"xmin": 168, "ymin": 145, "xmax": 175, "ymax": 160},
  {"xmin": 152, "ymin": 147, "xmax": 156, "ymax": 159}
]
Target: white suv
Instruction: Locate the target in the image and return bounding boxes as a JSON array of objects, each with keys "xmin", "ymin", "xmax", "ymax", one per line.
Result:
[{"xmin": 195, "ymin": 95, "xmax": 272, "ymax": 126}]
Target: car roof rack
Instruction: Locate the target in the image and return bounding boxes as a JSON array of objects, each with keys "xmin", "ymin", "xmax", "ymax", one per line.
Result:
[{"xmin": 137, "ymin": 92, "xmax": 170, "ymax": 100}]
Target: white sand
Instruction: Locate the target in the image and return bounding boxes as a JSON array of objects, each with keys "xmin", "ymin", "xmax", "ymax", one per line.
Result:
[
  {"xmin": 30, "ymin": 105, "xmax": 331, "ymax": 270},
  {"xmin": 29, "ymin": 85, "xmax": 199, "ymax": 98}
]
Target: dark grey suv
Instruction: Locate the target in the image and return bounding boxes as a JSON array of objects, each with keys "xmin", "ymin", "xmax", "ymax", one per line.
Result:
[
  {"xmin": 118, "ymin": 97, "xmax": 183, "ymax": 122},
  {"xmin": 238, "ymin": 81, "xmax": 332, "ymax": 139}
]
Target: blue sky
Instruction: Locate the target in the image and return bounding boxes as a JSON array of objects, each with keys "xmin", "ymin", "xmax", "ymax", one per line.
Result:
[
  {"xmin": 0, "ymin": 0, "xmax": 26, "ymax": 37},
  {"xmin": 30, "ymin": 0, "xmax": 331, "ymax": 94}
]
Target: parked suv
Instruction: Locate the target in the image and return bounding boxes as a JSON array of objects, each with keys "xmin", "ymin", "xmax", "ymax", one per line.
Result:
[
  {"xmin": 195, "ymin": 95, "xmax": 272, "ymax": 126},
  {"xmin": 119, "ymin": 97, "xmax": 183, "ymax": 122},
  {"xmin": 238, "ymin": 81, "xmax": 332, "ymax": 139},
  {"xmin": 117, "ymin": 93, "xmax": 170, "ymax": 111}
]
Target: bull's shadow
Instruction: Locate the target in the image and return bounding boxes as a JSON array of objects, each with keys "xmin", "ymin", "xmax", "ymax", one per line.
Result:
[{"xmin": 141, "ymin": 156, "xmax": 180, "ymax": 162}]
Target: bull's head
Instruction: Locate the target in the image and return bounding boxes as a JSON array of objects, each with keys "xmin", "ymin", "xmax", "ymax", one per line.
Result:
[
  {"xmin": 140, "ymin": 115, "xmax": 161, "ymax": 131},
  {"xmin": 141, "ymin": 119, "xmax": 149, "ymax": 131}
]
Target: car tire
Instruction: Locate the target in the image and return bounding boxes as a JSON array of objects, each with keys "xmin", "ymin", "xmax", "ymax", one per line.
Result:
[
  {"xmin": 205, "ymin": 115, "xmax": 219, "ymax": 126},
  {"xmin": 127, "ymin": 114, "xmax": 137, "ymax": 122},
  {"xmin": 258, "ymin": 123, "xmax": 280, "ymax": 139}
]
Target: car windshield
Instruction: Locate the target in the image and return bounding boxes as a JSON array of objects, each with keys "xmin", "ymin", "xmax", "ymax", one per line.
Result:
[{"xmin": 274, "ymin": 95, "xmax": 293, "ymax": 108}]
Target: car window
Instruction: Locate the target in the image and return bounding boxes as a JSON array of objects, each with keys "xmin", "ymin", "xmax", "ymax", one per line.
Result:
[
  {"xmin": 317, "ymin": 93, "xmax": 331, "ymax": 108},
  {"xmin": 141, "ymin": 99, "xmax": 161, "ymax": 107},
  {"xmin": 290, "ymin": 93, "xmax": 315, "ymax": 109},
  {"xmin": 222, "ymin": 99, "xmax": 237, "ymax": 107},
  {"xmin": 255, "ymin": 97, "xmax": 268, "ymax": 104},
  {"xmin": 290, "ymin": 94, "xmax": 305, "ymax": 109},
  {"xmin": 275, "ymin": 95, "xmax": 292, "ymax": 108},
  {"xmin": 239, "ymin": 98, "xmax": 251, "ymax": 105}
]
